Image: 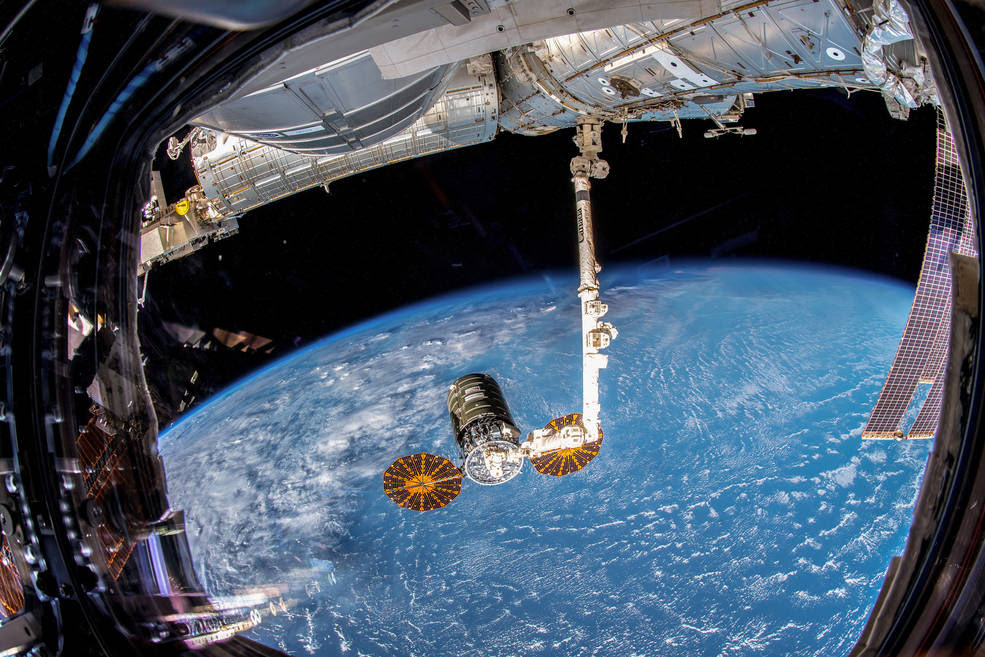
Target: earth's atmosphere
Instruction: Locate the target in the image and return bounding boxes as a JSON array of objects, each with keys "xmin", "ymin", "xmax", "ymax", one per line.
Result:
[{"xmin": 159, "ymin": 261, "xmax": 931, "ymax": 657}]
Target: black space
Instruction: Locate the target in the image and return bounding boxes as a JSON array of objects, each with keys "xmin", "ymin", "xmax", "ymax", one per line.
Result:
[{"xmin": 141, "ymin": 88, "xmax": 937, "ymax": 425}]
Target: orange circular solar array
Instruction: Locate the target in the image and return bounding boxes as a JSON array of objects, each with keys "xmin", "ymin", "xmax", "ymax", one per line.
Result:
[
  {"xmin": 528, "ymin": 413, "xmax": 603, "ymax": 477},
  {"xmin": 382, "ymin": 452, "xmax": 463, "ymax": 512}
]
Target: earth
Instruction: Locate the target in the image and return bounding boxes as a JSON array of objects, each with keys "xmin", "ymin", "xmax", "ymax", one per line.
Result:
[{"xmin": 158, "ymin": 261, "xmax": 931, "ymax": 657}]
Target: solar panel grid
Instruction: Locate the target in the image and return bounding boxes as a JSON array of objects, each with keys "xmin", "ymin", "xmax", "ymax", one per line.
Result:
[
  {"xmin": 910, "ymin": 377, "xmax": 944, "ymax": 437},
  {"xmin": 920, "ymin": 294, "xmax": 952, "ymax": 381},
  {"xmin": 382, "ymin": 453, "xmax": 463, "ymax": 511},
  {"xmin": 907, "ymin": 115, "xmax": 978, "ymax": 438},
  {"xmin": 862, "ymin": 113, "xmax": 977, "ymax": 439},
  {"xmin": 911, "ymin": 307, "xmax": 953, "ymax": 440},
  {"xmin": 862, "ymin": 229, "xmax": 954, "ymax": 436}
]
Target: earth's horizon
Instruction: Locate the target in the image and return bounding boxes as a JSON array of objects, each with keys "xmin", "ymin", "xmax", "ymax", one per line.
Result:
[{"xmin": 159, "ymin": 259, "xmax": 930, "ymax": 657}]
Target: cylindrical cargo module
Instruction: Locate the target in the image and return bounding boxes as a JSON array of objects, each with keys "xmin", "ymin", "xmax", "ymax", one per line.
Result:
[{"xmin": 447, "ymin": 374, "xmax": 522, "ymax": 485}]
